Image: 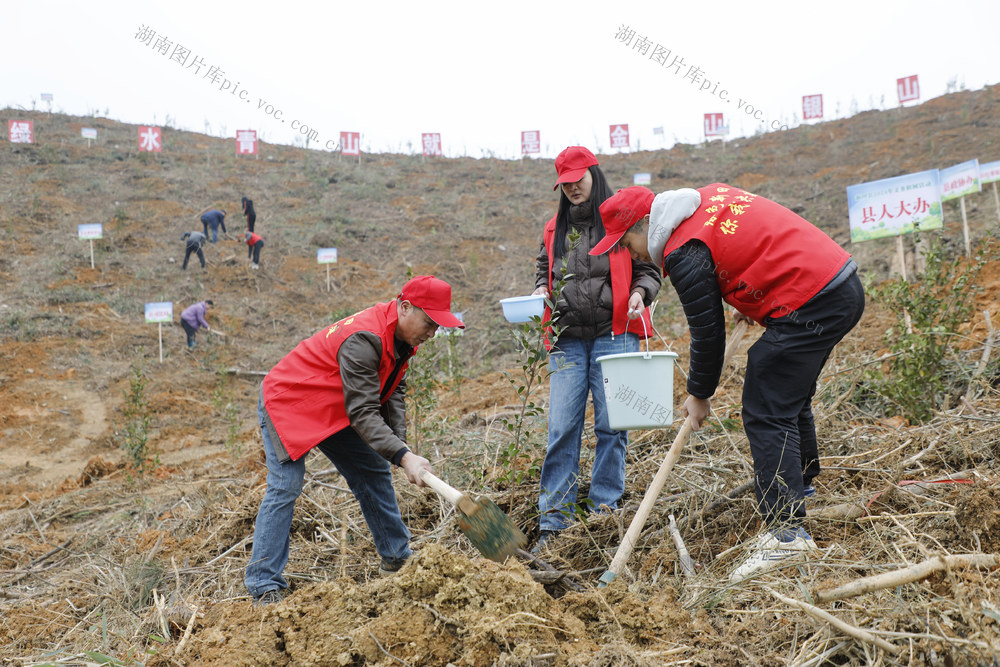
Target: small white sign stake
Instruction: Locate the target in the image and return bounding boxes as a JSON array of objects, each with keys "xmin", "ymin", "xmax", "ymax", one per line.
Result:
[
  {"xmin": 317, "ymin": 248, "xmax": 338, "ymax": 292},
  {"xmin": 960, "ymin": 196, "xmax": 971, "ymax": 257},
  {"xmin": 77, "ymin": 223, "xmax": 102, "ymax": 269},
  {"xmin": 145, "ymin": 302, "xmax": 173, "ymax": 363}
]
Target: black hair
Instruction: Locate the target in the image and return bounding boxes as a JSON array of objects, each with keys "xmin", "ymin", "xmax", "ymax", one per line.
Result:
[
  {"xmin": 242, "ymin": 197, "xmax": 255, "ymax": 217},
  {"xmin": 205, "ymin": 299, "xmax": 214, "ymax": 306},
  {"xmin": 551, "ymin": 164, "xmax": 614, "ymax": 259}
]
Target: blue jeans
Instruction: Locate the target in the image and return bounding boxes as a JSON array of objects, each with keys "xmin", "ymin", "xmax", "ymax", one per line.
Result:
[
  {"xmin": 538, "ymin": 331, "xmax": 638, "ymax": 531},
  {"xmin": 244, "ymin": 395, "xmax": 411, "ymax": 597}
]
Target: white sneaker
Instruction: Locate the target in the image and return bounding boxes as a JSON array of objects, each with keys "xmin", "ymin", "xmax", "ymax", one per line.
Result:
[
  {"xmin": 252, "ymin": 263, "xmax": 259, "ymax": 270},
  {"xmin": 729, "ymin": 527, "xmax": 818, "ymax": 583}
]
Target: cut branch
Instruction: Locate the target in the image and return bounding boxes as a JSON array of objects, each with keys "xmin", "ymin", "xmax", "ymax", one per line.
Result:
[
  {"xmin": 764, "ymin": 586, "xmax": 900, "ymax": 655},
  {"xmin": 813, "ymin": 553, "xmax": 1000, "ymax": 603}
]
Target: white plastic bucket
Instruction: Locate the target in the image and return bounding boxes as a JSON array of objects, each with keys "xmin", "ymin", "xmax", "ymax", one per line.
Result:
[
  {"xmin": 596, "ymin": 318, "xmax": 677, "ymax": 430},
  {"xmin": 499, "ymin": 294, "xmax": 545, "ymax": 323}
]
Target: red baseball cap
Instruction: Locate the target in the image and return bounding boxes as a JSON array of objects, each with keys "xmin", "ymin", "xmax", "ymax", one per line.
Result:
[
  {"xmin": 399, "ymin": 275, "xmax": 465, "ymax": 328},
  {"xmin": 590, "ymin": 186, "xmax": 656, "ymax": 256},
  {"xmin": 553, "ymin": 146, "xmax": 599, "ymax": 190}
]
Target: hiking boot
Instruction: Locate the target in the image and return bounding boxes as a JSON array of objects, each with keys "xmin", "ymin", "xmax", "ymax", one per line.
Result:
[
  {"xmin": 531, "ymin": 529, "xmax": 559, "ymax": 555},
  {"xmin": 379, "ymin": 557, "xmax": 408, "ymax": 576},
  {"xmin": 729, "ymin": 527, "xmax": 818, "ymax": 584},
  {"xmin": 252, "ymin": 588, "xmax": 287, "ymax": 607}
]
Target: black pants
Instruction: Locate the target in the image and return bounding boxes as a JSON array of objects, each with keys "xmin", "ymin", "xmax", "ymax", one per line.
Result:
[
  {"xmin": 181, "ymin": 320, "xmax": 198, "ymax": 347},
  {"xmin": 183, "ymin": 243, "xmax": 205, "ymax": 269},
  {"xmin": 742, "ymin": 273, "xmax": 865, "ymax": 530},
  {"xmin": 250, "ymin": 240, "xmax": 263, "ymax": 264},
  {"xmin": 246, "ymin": 212, "xmax": 256, "ymax": 233}
]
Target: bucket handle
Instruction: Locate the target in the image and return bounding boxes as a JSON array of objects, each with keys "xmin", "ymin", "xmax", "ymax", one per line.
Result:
[{"xmin": 626, "ymin": 311, "xmax": 652, "ymax": 359}]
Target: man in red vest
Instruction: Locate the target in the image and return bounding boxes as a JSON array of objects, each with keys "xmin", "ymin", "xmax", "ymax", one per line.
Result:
[
  {"xmin": 591, "ymin": 184, "xmax": 865, "ymax": 583},
  {"xmin": 245, "ymin": 275, "xmax": 465, "ymax": 605}
]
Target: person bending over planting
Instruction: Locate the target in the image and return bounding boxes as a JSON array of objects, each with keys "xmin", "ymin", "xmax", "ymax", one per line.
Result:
[{"xmin": 590, "ymin": 184, "xmax": 865, "ymax": 583}]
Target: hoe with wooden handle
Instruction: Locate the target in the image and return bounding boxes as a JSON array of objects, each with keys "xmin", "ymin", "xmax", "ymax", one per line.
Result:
[
  {"xmin": 598, "ymin": 320, "xmax": 749, "ymax": 587},
  {"xmin": 420, "ymin": 470, "xmax": 527, "ymax": 562}
]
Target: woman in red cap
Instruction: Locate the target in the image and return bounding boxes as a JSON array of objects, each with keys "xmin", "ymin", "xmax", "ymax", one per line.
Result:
[{"xmin": 531, "ymin": 146, "xmax": 662, "ymax": 553}]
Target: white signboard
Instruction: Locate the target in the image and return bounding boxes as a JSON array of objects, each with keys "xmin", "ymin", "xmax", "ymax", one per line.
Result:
[
  {"xmin": 980, "ymin": 160, "xmax": 1000, "ymax": 185},
  {"xmin": 145, "ymin": 302, "xmax": 173, "ymax": 324},
  {"xmin": 940, "ymin": 159, "xmax": 981, "ymax": 201},
  {"xmin": 846, "ymin": 169, "xmax": 942, "ymax": 242},
  {"xmin": 317, "ymin": 248, "xmax": 338, "ymax": 264},
  {"xmin": 81, "ymin": 128, "xmax": 97, "ymax": 140},
  {"xmin": 633, "ymin": 173, "xmax": 651, "ymax": 185},
  {"xmin": 78, "ymin": 223, "xmax": 102, "ymax": 239}
]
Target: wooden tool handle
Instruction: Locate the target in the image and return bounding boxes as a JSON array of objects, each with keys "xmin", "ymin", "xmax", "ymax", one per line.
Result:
[
  {"xmin": 420, "ymin": 470, "xmax": 479, "ymax": 515},
  {"xmin": 420, "ymin": 470, "xmax": 463, "ymax": 504},
  {"xmin": 723, "ymin": 320, "xmax": 749, "ymax": 368},
  {"xmin": 603, "ymin": 418, "xmax": 693, "ymax": 581},
  {"xmin": 599, "ymin": 321, "xmax": 748, "ymax": 587}
]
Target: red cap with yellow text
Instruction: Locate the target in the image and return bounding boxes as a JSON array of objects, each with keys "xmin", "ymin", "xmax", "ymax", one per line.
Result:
[
  {"xmin": 398, "ymin": 275, "xmax": 465, "ymax": 328},
  {"xmin": 553, "ymin": 146, "xmax": 599, "ymax": 190},
  {"xmin": 589, "ymin": 186, "xmax": 656, "ymax": 256}
]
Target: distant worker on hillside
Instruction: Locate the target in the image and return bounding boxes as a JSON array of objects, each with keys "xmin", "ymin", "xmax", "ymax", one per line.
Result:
[
  {"xmin": 241, "ymin": 197, "xmax": 257, "ymax": 233},
  {"xmin": 530, "ymin": 146, "xmax": 661, "ymax": 555},
  {"xmin": 591, "ymin": 184, "xmax": 865, "ymax": 584},
  {"xmin": 200, "ymin": 208, "xmax": 227, "ymax": 243},
  {"xmin": 244, "ymin": 275, "xmax": 465, "ymax": 606},
  {"xmin": 180, "ymin": 230, "xmax": 208, "ymax": 270},
  {"xmin": 180, "ymin": 299, "xmax": 213, "ymax": 349},
  {"xmin": 243, "ymin": 230, "xmax": 264, "ymax": 269}
]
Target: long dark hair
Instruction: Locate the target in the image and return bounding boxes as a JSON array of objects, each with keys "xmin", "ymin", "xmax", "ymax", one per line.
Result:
[
  {"xmin": 552, "ymin": 165, "xmax": 614, "ymax": 259},
  {"xmin": 242, "ymin": 197, "xmax": 255, "ymax": 218}
]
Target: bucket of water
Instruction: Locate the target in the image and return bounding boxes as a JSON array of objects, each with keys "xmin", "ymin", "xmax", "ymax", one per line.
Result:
[{"xmin": 596, "ymin": 317, "xmax": 677, "ymax": 430}]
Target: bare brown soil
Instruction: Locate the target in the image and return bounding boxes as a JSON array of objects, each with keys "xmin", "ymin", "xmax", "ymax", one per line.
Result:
[{"xmin": 1, "ymin": 85, "xmax": 999, "ymax": 666}]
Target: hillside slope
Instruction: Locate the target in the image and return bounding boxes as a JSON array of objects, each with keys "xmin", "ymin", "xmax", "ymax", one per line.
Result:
[{"xmin": 1, "ymin": 86, "xmax": 999, "ymax": 666}]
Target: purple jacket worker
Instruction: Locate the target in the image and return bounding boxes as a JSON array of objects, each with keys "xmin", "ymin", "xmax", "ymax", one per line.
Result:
[{"xmin": 180, "ymin": 300, "xmax": 213, "ymax": 349}]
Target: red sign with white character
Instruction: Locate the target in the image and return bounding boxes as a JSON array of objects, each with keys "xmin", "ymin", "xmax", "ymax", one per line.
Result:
[
  {"xmin": 138, "ymin": 126, "xmax": 162, "ymax": 152},
  {"xmin": 521, "ymin": 130, "xmax": 540, "ymax": 155},
  {"xmin": 236, "ymin": 130, "xmax": 257, "ymax": 155},
  {"xmin": 341, "ymin": 132, "xmax": 360, "ymax": 156},
  {"xmin": 802, "ymin": 94, "xmax": 823, "ymax": 120},
  {"xmin": 8, "ymin": 120, "xmax": 33, "ymax": 143},
  {"xmin": 422, "ymin": 133, "xmax": 442, "ymax": 156},
  {"xmin": 704, "ymin": 113, "xmax": 728, "ymax": 138},
  {"xmin": 897, "ymin": 75, "xmax": 920, "ymax": 104},
  {"xmin": 609, "ymin": 124, "xmax": 629, "ymax": 149}
]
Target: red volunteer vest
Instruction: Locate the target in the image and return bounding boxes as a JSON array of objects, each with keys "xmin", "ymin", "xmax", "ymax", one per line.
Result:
[
  {"xmin": 246, "ymin": 232, "xmax": 263, "ymax": 246},
  {"xmin": 261, "ymin": 301, "xmax": 412, "ymax": 460},
  {"xmin": 662, "ymin": 184, "xmax": 850, "ymax": 324},
  {"xmin": 542, "ymin": 215, "xmax": 653, "ymax": 340}
]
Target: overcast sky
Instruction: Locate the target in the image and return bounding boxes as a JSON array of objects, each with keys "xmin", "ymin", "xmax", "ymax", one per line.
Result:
[{"xmin": 2, "ymin": 0, "xmax": 997, "ymax": 159}]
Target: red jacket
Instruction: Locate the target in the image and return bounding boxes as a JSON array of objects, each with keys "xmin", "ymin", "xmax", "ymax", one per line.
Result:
[
  {"xmin": 542, "ymin": 215, "xmax": 653, "ymax": 341},
  {"xmin": 662, "ymin": 184, "xmax": 850, "ymax": 324},
  {"xmin": 261, "ymin": 301, "xmax": 412, "ymax": 460},
  {"xmin": 245, "ymin": 232, "xmax": 263, "ymax": 246}
]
